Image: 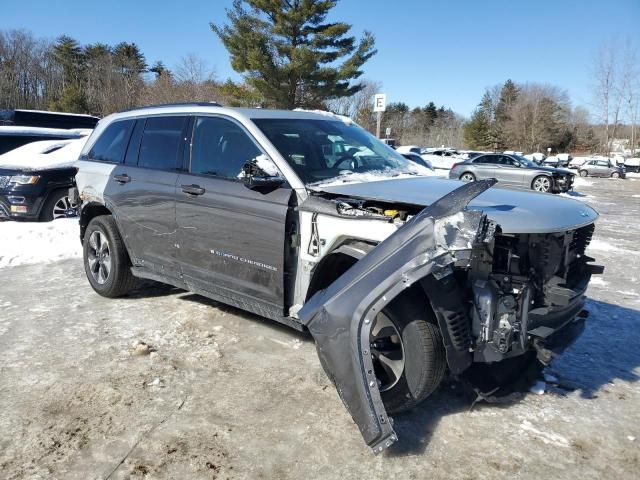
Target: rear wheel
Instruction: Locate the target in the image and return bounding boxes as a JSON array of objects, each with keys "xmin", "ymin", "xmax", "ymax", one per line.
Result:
[
  {"xmin": 459, "ymin": 172, "xmax": 476, "ymax": 182},
  {"xmin": 611, "ymin": 171, "xmax": 620, "ymax": 179},
  {"xmin": 40, "ymin": 189, "xmax": 78, "ymax": 221},
  {"xmin": 374, "ymin": 294, "xmax": 446, "ymax": 414},
  {"xmin": 83, "ymin": 215, "xmax": 137, "ymax": 297},
  {"xmin": 532, "ymin": 175, "xmax": 552, "ymax": 192},
  {"xmin": 579, "ymin": 170, "xmax": 588, "ymax": 177}
]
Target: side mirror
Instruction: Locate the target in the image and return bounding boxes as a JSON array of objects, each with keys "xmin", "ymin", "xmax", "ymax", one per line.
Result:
[{"xmin": 241, "ymin": 158, "xmax": 285, "ymax": 190}]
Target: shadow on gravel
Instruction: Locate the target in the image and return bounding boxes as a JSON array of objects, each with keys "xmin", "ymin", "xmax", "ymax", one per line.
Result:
[
  {"xmin": 552, "ymin": 299, "xmax": 640, "ymax": 399},
  {"xmin": 388, "ymin": 298, "xmax": 640, "ymax": 456},
  {"xmin": 178, "ymin": 292, "xmax": 312, "ymax": 342}
]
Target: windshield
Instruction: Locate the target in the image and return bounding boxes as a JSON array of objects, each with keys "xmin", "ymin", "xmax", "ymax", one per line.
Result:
[
  {"xmin": 253, "ymin": 118, "xmax": 430, "ymax": 185},
  {"xmin": 513, "ymin": 155, "xmax": 538, "ymax": 167}
]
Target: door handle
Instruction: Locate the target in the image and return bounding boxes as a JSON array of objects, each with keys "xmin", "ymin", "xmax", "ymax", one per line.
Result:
[
  {"xmin": 113, "ymin": 174, "xmax": 130, "ymax": 184},
  {"xmin": 181, "ymin": 184, "xmax": 205, "ymax": 195}
]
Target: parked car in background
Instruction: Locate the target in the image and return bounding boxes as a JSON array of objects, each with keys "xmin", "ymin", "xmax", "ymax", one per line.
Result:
[
  {"xmin": 449, "ymin": 153, "xmax": 575, "ymax": 193},
  {"xmin": 556, "ymin": 153, "xmax": 571, "ymax": 167},
  {"xmin": 395, "ymin": 145, "xmax": 423, "ymax": 155},
  {"xmin": 0, "ymin": 109, "xmax": 98, "ymax": 155},
  {"xmin": 524, "ymin": 152, "xmax": 546, "ymax": 163},
  {"xmin": 421, "ymin": 148, "xmax": 464, "ymax": 170},
  {"xmin": 399, "ymin": 151, "xmax": 434, "ymax": 170},
  {"xmin": 73, "ymin": 104, "xmax": 600, "ymax": 453},
  {"xmin": 578, "ymin": 159, "xmax": 626, "ymax": 179},
  {"xmin": 0, "ymin": 137, "xmax": 88, "ymax": 220},
  {"xmin": 569, "ymin": 156, "xmax": 589, "ymax": 169},
  {"xmin": 622, "ymin": 157, "xmax": 640, "ymax": 173}
]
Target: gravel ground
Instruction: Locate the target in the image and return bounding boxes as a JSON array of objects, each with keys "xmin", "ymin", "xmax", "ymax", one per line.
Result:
[{"xmin": 0, "ymin": 177, "xmax": 639, "ymax": 479}]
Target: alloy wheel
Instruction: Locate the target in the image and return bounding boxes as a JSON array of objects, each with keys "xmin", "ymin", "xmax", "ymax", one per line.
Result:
[
  {"xmin": 533, "ymin": 176, "xmax": 551, "ymax": 192},
  {"xmin": 460, "ymin": 173, "xmax": 475, "ymax": 182},
  {"xmin": 53, "ymin": 196, "xmax": 78, "ymax": 219},
  {"xmin": 87, "ymin": 230, "xmax": 111, "ymax": 285},
  {"xmin": 370, "ymin": 312, "xmax": 405, "ymax": 392}
]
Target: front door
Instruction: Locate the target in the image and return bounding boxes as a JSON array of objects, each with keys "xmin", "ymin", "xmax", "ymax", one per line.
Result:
[{"xmin": 175, "ymin": 115, "xmax": 292, "ymax": 311}]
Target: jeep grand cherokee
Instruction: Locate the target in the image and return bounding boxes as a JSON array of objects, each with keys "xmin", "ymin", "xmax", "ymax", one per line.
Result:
[{"xmin": 73, "ymin": 103, "xmax": 602, "ymax": 453}]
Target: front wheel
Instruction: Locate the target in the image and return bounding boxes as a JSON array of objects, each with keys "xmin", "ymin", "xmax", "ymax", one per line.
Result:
[
  {"xmin": 83, "ymin": 215, "xmax": 138, "ymax": 297},
  {"xmin": 532, "ymin": 175, "xmax": 552, "ymax": 192},
  {"xmin": 459, "ymin": 172, "xmax": 476, "ymax": 182},
  {"xmin": 579, "ymin": 170, "xmax": 588, "ymax": 177},
  {"xmin": 40, "ymin": 189, "xmax": 78, "ymax": 221},
  {"xmin": 611, "ymin": 171, "xmax": 621, "ymax": 179},
  {"xmin": 373, "ymin": 294, "xmax": 446, "ymax": 414}
]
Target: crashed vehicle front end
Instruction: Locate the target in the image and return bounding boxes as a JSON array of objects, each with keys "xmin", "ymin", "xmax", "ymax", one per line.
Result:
[{"xmin": 298, "ymin": 179, "xmax": 602, "ymax": 454}]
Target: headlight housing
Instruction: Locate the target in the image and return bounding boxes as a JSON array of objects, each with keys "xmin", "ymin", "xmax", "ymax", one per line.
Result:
[{"xmin": 9, "ymin": 175, "xmax": 40, "ymax": 185}]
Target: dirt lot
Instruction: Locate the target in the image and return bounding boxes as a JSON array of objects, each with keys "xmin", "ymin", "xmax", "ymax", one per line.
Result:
[{"xmin": 1, "ymin": 177, "xmax": 639, "ymax": 479}]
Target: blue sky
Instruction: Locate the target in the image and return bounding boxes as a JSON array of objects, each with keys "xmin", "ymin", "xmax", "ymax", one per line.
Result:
[{"xmin": 3, "ymin": 0, "xmax": 639, "ymax": 115}]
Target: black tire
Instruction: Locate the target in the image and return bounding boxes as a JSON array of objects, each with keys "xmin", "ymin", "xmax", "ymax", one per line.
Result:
[
  {"xmin": 83, "ymin": 215, "xmax": 138, "ymax": 297},
  {"xmin": 579, "ymin": 170, "xmax": 588, "ymax": 177},
  {"xmin": 39, "ymin": 189, "xmax": 77, "ymax": 222},
  {"xmin": 377, "ymin": 293, "xmax": 446, "ymax": 414},
  {"xmin": 611, "ymin": 171, "xmax": 620, "ymax": 179},
  {"xmin": 459, "ymin": 172, "xmax": 476, "ymax": 182}
]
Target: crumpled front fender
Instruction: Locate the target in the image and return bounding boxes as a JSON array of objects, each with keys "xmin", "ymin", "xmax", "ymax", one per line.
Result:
[{"xmin": 298, "ymin": 180, "xmax": 497, "ymax": 454}]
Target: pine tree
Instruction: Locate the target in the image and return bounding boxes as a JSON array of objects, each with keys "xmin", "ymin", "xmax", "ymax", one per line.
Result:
[
  {"xmin": 211, "ymin": 0, "xmax": 376, "ymax": 108},
  {"xmin": 464, "ymin": 93, "xmax": 495, "ymax": 150},
  {"xmin": 150, "ymin": 61, "xmax": 170, "ymax": 78}
]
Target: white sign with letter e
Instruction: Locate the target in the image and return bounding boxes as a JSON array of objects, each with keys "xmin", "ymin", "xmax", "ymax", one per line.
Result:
[{"xmin": 374, "ymin": 93, "xmax": 386, "ymax": 112}]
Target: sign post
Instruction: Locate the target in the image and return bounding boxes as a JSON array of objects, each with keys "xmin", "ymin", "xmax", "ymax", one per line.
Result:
[{"xmin": 373, "ymin": 93, "xmax": 386, "ymax": 138}]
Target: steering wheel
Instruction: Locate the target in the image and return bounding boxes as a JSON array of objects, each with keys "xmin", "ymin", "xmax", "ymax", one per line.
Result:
[{"xmin": 334, "ymin": 151, "xmax": 360, "ymax": 170}]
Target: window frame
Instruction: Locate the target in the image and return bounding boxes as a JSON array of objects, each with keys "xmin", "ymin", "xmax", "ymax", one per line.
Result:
[
  {"xmin": 187, "ymin": 114, "xmax": 279, "ymax": 183},
  {"xmin": 133, "ymin": 114, "xmax": 190, "ymax": 172},
  {"xmin": 86, "ymin": 119, "xmax": 135, "ymax": 164}
]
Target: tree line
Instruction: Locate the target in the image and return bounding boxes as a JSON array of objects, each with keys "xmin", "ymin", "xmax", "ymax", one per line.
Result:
[{"xmin": 1, "ymin": 0, "xmax": 637, "ymax": 154}]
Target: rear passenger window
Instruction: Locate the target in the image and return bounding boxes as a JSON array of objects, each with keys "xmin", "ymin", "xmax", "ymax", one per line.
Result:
[
  {"xmin": 88, "ymin": 120, "xmax": 134, "ymax": 163},
  {"xmin": 190, "ymin": 116, "xmax": 262, "ymax": 179},
  {"xmin": 138, "ymin": 116, "xmax": 186, "ymax": 171}
]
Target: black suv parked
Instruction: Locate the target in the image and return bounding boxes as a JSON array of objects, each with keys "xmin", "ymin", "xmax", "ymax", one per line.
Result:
[{"xmin": 74, "ymin": 104, "xmax": 602, "ymax": 453}]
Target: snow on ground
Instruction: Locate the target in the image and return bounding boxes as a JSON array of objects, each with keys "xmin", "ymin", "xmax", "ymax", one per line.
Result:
[
  {"xmin": 573, "ymin": 177, "xmax": 593, "ymax": 187},
  {"xmin": 0, "ymin": 218, "xmax": 81, "ymax": 268}
]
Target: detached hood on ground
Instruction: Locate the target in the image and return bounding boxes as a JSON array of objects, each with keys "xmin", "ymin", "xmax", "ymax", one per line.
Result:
[{"xmin": 313, "ymin": 177, "xmax": 598, "ymax": 234}]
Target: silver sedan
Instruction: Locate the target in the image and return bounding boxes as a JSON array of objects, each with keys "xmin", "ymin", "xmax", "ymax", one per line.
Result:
[{"xmin": 449, "ymin": 153, "xmax": 575, "ymax": 193}]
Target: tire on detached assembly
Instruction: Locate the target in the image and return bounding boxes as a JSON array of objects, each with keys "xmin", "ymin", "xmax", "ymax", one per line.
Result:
[
  {"xmin": 83, "ymin": 215, "xmax": 138, "ymax": 297},
  {"xmin": 370, "ymin": 291, "xmax": 446, "ymax": 414}
]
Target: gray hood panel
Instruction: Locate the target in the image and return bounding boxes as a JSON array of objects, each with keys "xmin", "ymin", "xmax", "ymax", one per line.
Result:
[{"xmin": 315, "ymin": 177, "xmax": 598, "ymax": 233}]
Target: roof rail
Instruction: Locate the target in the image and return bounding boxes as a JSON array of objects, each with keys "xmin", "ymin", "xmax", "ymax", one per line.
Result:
[{"xmin": 119, "ymin": 101, "xmax": 222, "ymax": 113}]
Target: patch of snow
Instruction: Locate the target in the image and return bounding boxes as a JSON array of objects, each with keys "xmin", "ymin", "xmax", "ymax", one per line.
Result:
[
  {"xmin": 254, "ymin": 154, "xmax": 282, "ymax": 177},
  {"xmin": 0, "ymin": 125, "xmax": 91, "ymax": 137},
  {"xmin": 587, "ymin": 239, "xmax": 621, "ymax": 252},
  {"xmin": 292, "ymin": 108, "xmax": 353, "ymax": 125},
  {"xmin": 519, "ymin": 419, "xmax": 569, "ymax": 447},
  {"xmin": 632, "ymin": 195, "xmax": 640, "ymax": 198},
  {"xmin": 588, "ymin": 277, "xmax": 609, "ymax": 286},
  {"xmin": 529, "ymin": 381, "xmax": 546, "ymax": 395},
  {"xmin": 573, "ymin": 177, "xmax": 593, "ymax": 187},
  {"xmin": 309, "ymin": 167, "xmax": 439, "ymax": 188},
  {"xmin": 0, "ymin": 218, "xmax": 81, "ymax": 269},
  {"xmin": 0, "ymin": 137, "xmax": 88, "ymax": 170}
]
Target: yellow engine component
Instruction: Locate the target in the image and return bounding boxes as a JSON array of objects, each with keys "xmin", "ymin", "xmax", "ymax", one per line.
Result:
[{"xmin": 384, "ymin": 209, "xmax": 399, "ymax": 218}]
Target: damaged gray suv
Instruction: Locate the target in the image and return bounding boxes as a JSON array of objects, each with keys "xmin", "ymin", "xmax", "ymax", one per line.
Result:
[{"xmin": 74, "ymin": 104, "xmax": 602, "ymax": 454}]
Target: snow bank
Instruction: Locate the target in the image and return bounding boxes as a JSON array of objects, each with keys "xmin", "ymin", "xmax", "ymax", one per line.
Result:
[
  {"xmin": 292, "ymin": 108, "xmax": 353, "ymax": 125},
  {"xmin": 0, "ymin": 218, "xmax": 81, "ymax": 269}
]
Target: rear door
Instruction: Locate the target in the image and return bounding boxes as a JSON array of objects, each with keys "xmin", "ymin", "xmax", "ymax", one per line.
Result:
[
  {"xmin": 493, "ymin": 155, "xmax": 525, "ymax": 186},
  {"xmin": 106, "ymin": 115, "xmax": 187, "ymax": 274},
  {"xmin": 175, "ymin": 115, "xmax": 292, "ymax": 311}
]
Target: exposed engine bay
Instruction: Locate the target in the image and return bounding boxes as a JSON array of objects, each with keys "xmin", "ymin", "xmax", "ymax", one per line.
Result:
[{"xmin": 298, "ymin": 180, "xmax": 603, "ymax": 454}]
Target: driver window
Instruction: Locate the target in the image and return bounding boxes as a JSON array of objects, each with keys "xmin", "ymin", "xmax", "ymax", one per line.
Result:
[{"xmin": 191, "ymin": 116, "xmax": 262, "ymax": 179}]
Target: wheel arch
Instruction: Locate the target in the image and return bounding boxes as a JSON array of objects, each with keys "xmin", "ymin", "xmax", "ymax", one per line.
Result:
[{"xmin": 79, "ymin": 202, "xmax": 113, "ymax": 240}]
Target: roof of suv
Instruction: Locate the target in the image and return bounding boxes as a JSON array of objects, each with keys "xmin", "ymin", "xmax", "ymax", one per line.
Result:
[{"xmin": 103, "ymin": 104, "xmax": 353, "ymax": 124}]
